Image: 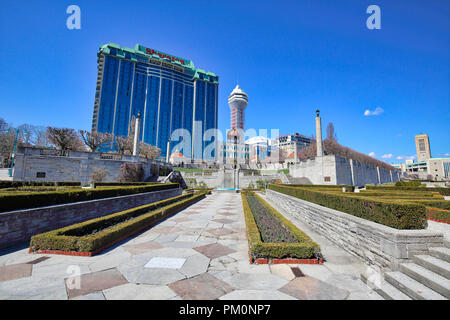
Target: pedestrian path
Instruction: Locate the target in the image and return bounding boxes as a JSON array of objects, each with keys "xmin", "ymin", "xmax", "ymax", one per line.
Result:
[{"xmin": 0, "ymin": 192, "xmax": 381, "ymax": 300}]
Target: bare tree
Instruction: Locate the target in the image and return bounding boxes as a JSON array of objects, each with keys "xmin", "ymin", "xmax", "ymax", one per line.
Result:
[
  {"xmin": 298, "ymin": 137, "xmax": 395, "ymax": 171},
  {"xmin": 298, "ymin": 140, "xmax": 317, "ymax": 160},
  {"xmin": 326, "ymin": 122, "xmax": 337, "ymax": 141},
  {"xmin": 0, "ymin": 118, "xmax": 8, "ymax": 132},
  {"xmin": 46, "ymin": 127, "xmax": 85, "ymax": 152},
  {"xmin": 115, "ymin": 135, "xmax": 133, "ymax": 154},
  {"xmin": 79, "ymin": 130, "xmax": 113, "ymax": 152},
  {"xmin": 16, "ymin": 124, "xmax": 50, "ymax": 147},
  {"xmin": 139, "ymin": 142, "xmax": 161, "ymax": 159}
]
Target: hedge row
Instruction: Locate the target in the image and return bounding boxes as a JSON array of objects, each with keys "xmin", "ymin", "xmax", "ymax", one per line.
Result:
[
  {"xmin": 241, "ymin": 191, "xmax": 320, "ymax": 260},
  {"xmin": 0, "ymin": 181, "xmax": 80, "ymax": 189},
  {"xmin": 0, "ymin": 183, "xmax": 179, "ymax": 212},
  {"xmin": 30, "ymin": 192, "xmax": 206, "ymax": 254},
  {"xmin": 93, "ymin": 182, "xmax": 158, "ymax": 187},
  {"xmin": 285, "ymin": 184, "xmax": 355, "ymax": 191},
  {"xmin": 268, "ymin": 185, "xmax": 427, "ymax": 230},
  {"xmin": 395, "ymin": 181, "xmax": 423, "ymax": 187},
  {"xmin": 426, "ymin": 207, "xmax": 450, "ymax": 223},
  {"xmin": 366, "ymin": 185, "xmax": 450, "ymax": 196}
]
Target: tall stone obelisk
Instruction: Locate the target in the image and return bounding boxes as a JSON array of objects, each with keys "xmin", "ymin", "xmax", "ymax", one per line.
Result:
[
  {"xmin": 315, "ymin": 109, "xmax": 323, "ymax": 157},
  {"xmin": 133, "ymin": 112, "xmax": 141, "ymax": 157}
]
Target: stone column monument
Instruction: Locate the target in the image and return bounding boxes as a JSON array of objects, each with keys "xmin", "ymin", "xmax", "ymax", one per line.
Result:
[
  {"xmin": 316, "ymin": 109, "xmax": 324, "ymax": 157},
  {"xmin": 133, "ymin": 112, "xmax": 141, "ymax": 157}
]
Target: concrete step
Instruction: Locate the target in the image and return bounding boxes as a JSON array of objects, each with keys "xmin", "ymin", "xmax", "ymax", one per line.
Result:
[
  {"xmin": 399, "ymin": 263, "xmax": 450, "ymax": 299},
  {"xmin": 385, "ymin": 271, "xmax": 447, "ymax": 300},
  {"xmin": 445, "ymin": 240, "xmax": 450, "ymax": 249},
  {"xmin": 429, "ymin": 247, "xmax": 450, "ymax": 263},
  {"xmin": 413, "ymin": 255, "xmax": 450, "ymax": 279},
  {"xmin": 361, "ymin": 273, "xmax": 411, "ymax": 300}
]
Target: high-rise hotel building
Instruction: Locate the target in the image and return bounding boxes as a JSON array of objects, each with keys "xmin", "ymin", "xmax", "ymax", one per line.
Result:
[{"xmin": 91, "ymin": 43, "xmax": 219, "ymax": 160}]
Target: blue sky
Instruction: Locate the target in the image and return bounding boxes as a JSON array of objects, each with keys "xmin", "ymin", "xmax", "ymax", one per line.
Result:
[{"xmin": 0, "ymin": 0, "xmax": 448, "ymax": 163}]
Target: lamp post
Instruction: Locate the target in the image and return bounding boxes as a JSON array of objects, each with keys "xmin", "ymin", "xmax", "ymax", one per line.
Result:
[
  {"xmin": 166, "ymin": 137, "xmax": 171, "ymax": 163},
  {"xmin": 4, "ymin": 128, "xmax": 28, "ymax": 177}
]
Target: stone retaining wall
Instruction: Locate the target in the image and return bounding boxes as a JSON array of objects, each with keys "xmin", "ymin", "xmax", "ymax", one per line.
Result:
[
  {"xmin": 266, "ymin": 189, "xmax": 444, "ymax": 271},
  {"xmin": 0, "ymin": 188, "xmax": 181, "ymax": 250}
]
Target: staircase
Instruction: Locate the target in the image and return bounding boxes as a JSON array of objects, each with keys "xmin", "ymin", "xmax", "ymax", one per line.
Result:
[
  {"xmin": 365, "ymin": 244, "xmax": 450, "ymax": 300},
  {"xmin": 284, "ymin": 174, "xmax": 312, "ymax": 185}
]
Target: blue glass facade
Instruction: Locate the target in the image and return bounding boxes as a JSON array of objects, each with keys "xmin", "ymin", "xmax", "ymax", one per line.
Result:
[{"xmin": 92, "ymin": 43, "xmax": 219, "ymax": 161}]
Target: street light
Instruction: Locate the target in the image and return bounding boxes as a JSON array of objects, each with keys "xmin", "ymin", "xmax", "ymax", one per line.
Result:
[{"xmin": 4, "ymin": 128, "xmax": 28, "ymax": 177}]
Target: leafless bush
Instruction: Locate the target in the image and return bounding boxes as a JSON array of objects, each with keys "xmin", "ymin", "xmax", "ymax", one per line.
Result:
[
  {"xmin": 120, "ymin": 163, "xmax": 144, "ymax": 182},
  {"xmin": 91, "ymin": 168, "xmax": 107, "ymax": 182}
]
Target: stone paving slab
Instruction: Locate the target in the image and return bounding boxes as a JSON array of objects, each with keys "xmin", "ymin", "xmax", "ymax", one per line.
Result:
[
  {"xmin": 206, "ymin": 228, "xmax": 234, "ymax": 236},
  {"xmin": 193, "ymin": 243, "xmax": 236, "ymax": 259},
  {"xmin": 168, "ymin": 273, "xmax": 233, "ymax": 300},
  {"xmin": 103, "ymin": 283, "xmax": 177, "ymax": 300},
  {"xmin": 145, "ymin": 257, "xmax": 186, "ymax": 269},
  {"xmin": 66, "ymin": 268, "xmax": 128, "ymax": 299},
  {"xmin": 0, "ymin": 263, "xmax": 32, "ymax": 282},
  {"xmin": 123, "ymin": 240, "xmax": 164, "ymax": 255},
  {"xmin": 222, "ymin": 273, "xmax": 289, "ymax": 291},
  {"xmin": 279, "ymin": 276, "xmax": 350, "ymax": 300},
  {"xmin": 220, "ymin": 289, "xmax": 296, "ymax": 300}
]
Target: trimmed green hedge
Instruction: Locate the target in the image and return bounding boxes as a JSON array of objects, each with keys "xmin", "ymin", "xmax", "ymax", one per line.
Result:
[
  {"xmin": 366, "ymin": 185, "xmax": 450, "ymax": 196},
  {"xmin": 395, "ymin": 181, "xmax": 423, "ymax": 187},
  {"xmin": 242, "ymin": 191, "xmax": 320, "ymax": 260},
  {"xmin": 426, "ymin": 207, "xmax": 450, "ymax": 223},
  {"xmin": 93, "ymin": 182, "xmax": 158, "ymax": 187},
  {"xmin": 30, "ymin": 192, "xmax": 206, "ymax": 254},
  {"xmin": 269, "ymin": 184, "xmax": 427, "ymax": 230},
  {"xmin": 0, "ymin": 181, "xmax": 80, "ymax": 189},
  {"xmin": 0, "ymin": 183, "xmax": 179, "ymax": 212}
]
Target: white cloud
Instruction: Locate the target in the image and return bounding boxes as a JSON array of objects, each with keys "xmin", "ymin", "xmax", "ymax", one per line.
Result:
[
  {"xmin": 364, "ymin": 107, "xmax": 384, "ymax": 116},
  {"xmin": 369, "ymin": 152, "xmax": 376, "ymax": 157},
  {"xmin": 396, "ymin": 155, "xmax": 416, "ymax": 160},
  {"xmin": 381, "ymin": 154, "xmax": 393, "ymax": 159}
]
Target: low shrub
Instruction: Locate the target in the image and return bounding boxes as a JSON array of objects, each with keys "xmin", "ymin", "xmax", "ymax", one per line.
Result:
[
  {"xmin": 366, "ymin": 185, "xmax": 450, "ymax": 196},
  {"xmin": 30, "ymin": 192, "xmax": 206, "ymax": 254},
  {"xmin": 426, "ymin": 207, "xmax": 450, "ymax": 223},
  {"xmin": 0, "ymin": 181, "xmax": 80, "ymax": 189},
  {"xmin": 120, "ymin": 163, "xmax": 144, "ymax": 182},
  {"xmin": 395, "ymin": 181, "xmax": 423, "ymax": 187},
  {"xmin": 269, "ymin": 184, "xmax": 427, "ymax": 230},
  {"xmin": 242, "ymin": 191, "xmax": 320, "ymax": 260},
  {"xmin": 93, "ymin": 182, "xmax": 157, "ymax": 187},
  {"xmin": 0, "ymin": 183, "xmax": 179, "ymax": 212}
]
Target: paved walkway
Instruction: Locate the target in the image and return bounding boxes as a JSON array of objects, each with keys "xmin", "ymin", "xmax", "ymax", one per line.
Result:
[{"xmin": 0, "ymin": 192, "xmax": 381, "ymax": 300}]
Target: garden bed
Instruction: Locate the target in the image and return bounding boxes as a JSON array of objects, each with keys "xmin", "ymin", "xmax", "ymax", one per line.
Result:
[
  {"xmin": 241, "ymin": 191, "xmax": 321, "ymax": 264},
  {"xmin": 269, "ymin": 184, "xmax": 427, "ymax": 230},
  {"xmin": 0, "ymin": 183, "xmax": 179, "ymax": 212},
  {"xmin": 29, "ymin": 192, "xmax": 206, "ymax": 256}
]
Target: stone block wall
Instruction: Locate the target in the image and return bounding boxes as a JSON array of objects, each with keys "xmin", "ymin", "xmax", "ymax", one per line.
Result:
[
  {"xmin": 11, "ymin": 147, "xmax": 172, "ymax": 185},
  {"xmin": 266, "ymin": 189, "xmax": 444, "ymax": 271},
  {"xmin": 290, "ymin": 154, "xmax": 400, "ymax": 186},
  {"xmin": 0, "ymin": 188, "xmax": 181, "ymax": 250}
]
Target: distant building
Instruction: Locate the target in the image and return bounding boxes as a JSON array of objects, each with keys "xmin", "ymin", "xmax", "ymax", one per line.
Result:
[
  {"xmin": 415, "ymin": 134, "xmax": 431, "ymax": 162},
  {"xmin": 245, "ymin": 136, "xmax": 274, "ymax": 164},
  {"xmin": 91, "ymin": 42, "xmax": 219, "ymax": 161},
  {"xmin": 427, "ymin": 158, "xmax": 450, "ymax": 181},
  {"xmin": 276, "ymin": 133, "xmax": 312, "ymax": 162}
]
